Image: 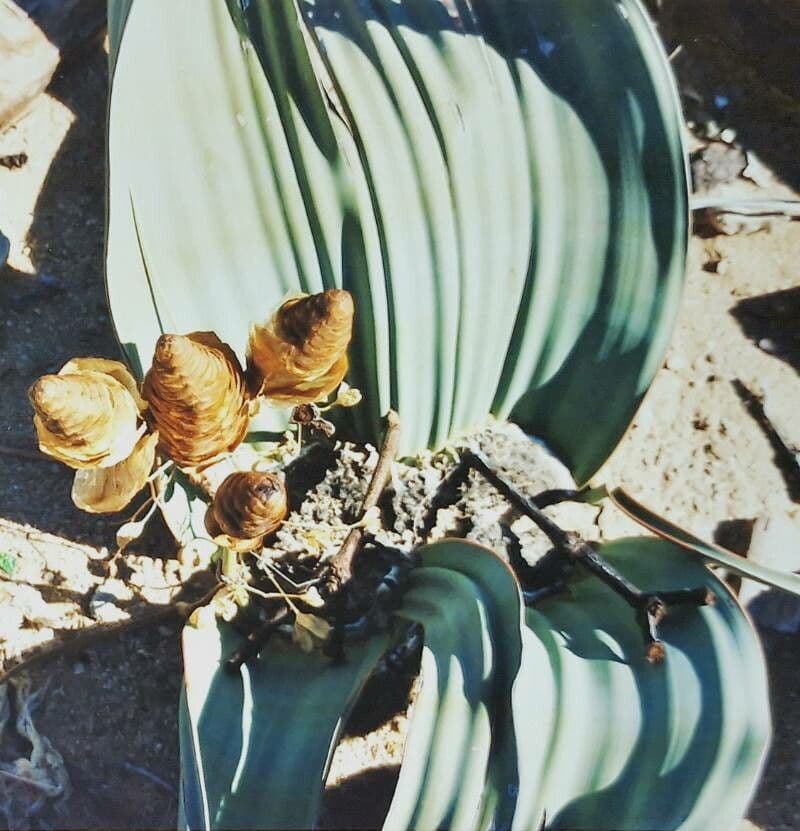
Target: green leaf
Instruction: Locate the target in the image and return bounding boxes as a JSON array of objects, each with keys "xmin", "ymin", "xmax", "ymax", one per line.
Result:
[
  {"xmin": 106, "ymin": 0, "xmax": 686, "ymax": 476},
  {"xmin": 529, "ymin": 538, "xmax": 770, "ymax": 830},
  {"xmin": 178, "ymin": 540, "xmax": 537, "ymax": 830},
  {"xmin": 611, "ymin": 487, "xmax": 800, "ymax": 596},
  {"xmin": 0, "ymin": 551, "xmax": 17, "ymax": 577},
  {"xmin": 388, "ymin": 540, "xmax": 538, "ymax": 831},
  {"xmin": 180, "ymin": 617, "xmax": 392, "ymax": 829},
  {"xmin": 178, "ymin": 537, "xmax": 770, "ymax": 831},
  {"xmin": 107, "ymin": 0, "xmax": 135, "ymax": 72}
]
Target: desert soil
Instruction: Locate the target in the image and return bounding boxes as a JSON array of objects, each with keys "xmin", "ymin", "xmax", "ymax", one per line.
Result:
[{"xmin": 0, "ymin": 6, "xmax": 799, "ymax": 831}]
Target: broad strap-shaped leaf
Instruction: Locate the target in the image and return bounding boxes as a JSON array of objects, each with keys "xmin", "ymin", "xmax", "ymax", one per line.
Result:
[
  {"xmin": 106, "ymin": 0, "xmax": 686, "ymax": 476},
  {"xmin": 387, "ymin": 540, "xmax": 545, "ymax": 831},
  {"xmin": 528, "ymin": 538, "xmax": 770, "ymax": 831},
  {"xmin": 179, "ymin": 540, "xmax": 538, "ymax": 831},
  {"xmin": 179, "ymin": 536, "xmax": 770, "ymax": 831},
  {"xmin": 180, "ymin": 618, "xmax": 392, "ymax": 830},
  {"xmin": 611, "ymin": 487, "xmax": 800, "ymax": 596}
]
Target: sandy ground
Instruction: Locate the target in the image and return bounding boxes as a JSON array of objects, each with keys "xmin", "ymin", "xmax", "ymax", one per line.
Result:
[{"xmin": 0, "ymin": 9, "xmax": 799, "ymax": 831}]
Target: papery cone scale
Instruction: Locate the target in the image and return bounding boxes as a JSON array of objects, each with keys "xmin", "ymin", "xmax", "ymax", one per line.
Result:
[
  {"xmin": 208, "ymin": 471, "xmax": 288, "ymax": 541},
  {"xmin": 29, "ymin": 370, "xmax": 143, "ymax": 469},
  {"xmin": 72, "ymin": 431, "xmax": 159, "ymax": 513},
  {"xmin": 247, "ymin": 289, "xmax": 354, "ymax": 404},
  {"xmin": 142, "ymin": 332, "xmax": 249, "ymax": 469}
]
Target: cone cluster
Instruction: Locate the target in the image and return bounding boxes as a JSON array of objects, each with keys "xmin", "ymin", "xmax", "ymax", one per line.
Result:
[
  {"xmin": 29, "ymin": 358, "xmax": 152, "ymax": 514},
  {"xmin": 29, "ymin": 290, "xmax": 355, "ymax": 519},
  {"xmin": 30, "ymin": 366, "xmax": 142, "ymax": 470}
]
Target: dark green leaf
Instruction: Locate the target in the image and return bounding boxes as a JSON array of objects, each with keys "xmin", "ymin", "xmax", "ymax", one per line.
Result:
[{"xmin": 611, "ymin": 487, "xmax": 800, "ymax": 596}]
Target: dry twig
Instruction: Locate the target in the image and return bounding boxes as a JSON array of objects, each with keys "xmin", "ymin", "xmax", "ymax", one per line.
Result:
[{"xmin": 326, "ymin": 410, "xmax": 400, "ymax": 588}]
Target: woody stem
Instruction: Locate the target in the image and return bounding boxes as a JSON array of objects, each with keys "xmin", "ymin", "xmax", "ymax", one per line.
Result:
[{"xmin": 326, "ymin": 410, "xmax": 400, "ymax": 590}]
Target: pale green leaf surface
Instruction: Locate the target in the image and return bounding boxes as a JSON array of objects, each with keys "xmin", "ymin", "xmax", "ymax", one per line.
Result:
[
  {"xmin": 178, "ymin": 539, "xmax": 537, "ymax": 831},
  {"xmin": 529, "ymin": 538, "xmax": 770, "ymax": 830},
  {"xmin": 180, "ymin": 617, "xmax": 391, "ymax": 829},
  {"xmin": 107, "ymin": 0, "xmax": 686, "ymax": 476},
  {"xmin": 611, "ymin": 488, "xmax": 800, "ymax": 596},
  {"xmin": 389, "ymin": 540, "xmax": 546, "ymax": 831},
  {"xmin": 178, "ymin": 538, "xmax": 769, "ymax": 831},
  {"xmin": 157, "ymin": 472, "xmax": 212, "ymax": 549},
  {"xmin": 385, "ymin": 569, "xmax": 494, "ymax": 831}
]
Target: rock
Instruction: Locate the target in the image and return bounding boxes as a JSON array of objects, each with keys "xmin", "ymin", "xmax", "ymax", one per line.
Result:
[
  {"xmin": 762, "ymin": 386, "xmax": 800, "ymax": 466},
  {"xmin": 665, "ymin": 352, "xmax": 688, "ymax": 371},
  {"xmin": 743, "ymin": 151, "xmax": 774, "ymax": 189},
  {"xmin": 2, "ymin": 583, "xmax": 74, "ymax": 627},
  {"xmin": 0, "ymin": 602, "xmax": 25, "ymax": 640},
  {"xmin": 0, "ymin": 1, "xmax": 58, "ymax": 128},
  {"xmin": 691, "ymin": 141, "xmax": 747, "ymax": 192},
  {"xmin": 0, "ymin": 228, "xmax": 9, "ymax": 270},
  {"xmin": 0, "ymin": 0, "xmax": 105, "ymax": 130},
  {"xmin": 739, "ymin": 514, "xmax": 800, "ymax": 633},
  {"xmin": 89, "ymin": 579, "xmax": 134, "ymax": 623},
  {"xmin": 701, "ymin": 210, "xmax": 775, "ymax": 237}
]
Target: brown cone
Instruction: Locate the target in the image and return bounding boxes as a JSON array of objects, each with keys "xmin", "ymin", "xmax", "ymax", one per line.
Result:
[
  {"xmin": 142, "ymin": 332, "xmax": 249, "ymax": 469},
  {"xmin": 209, "ymin": 471, "xmax": 288, "ymax": 541},
  {"xmin": 246, "ymin": 289, "xmax": 354, "ymax": 404},
  {"xmin": 29, "ymin": 369, "xmax": 143, "ymax": 469}
]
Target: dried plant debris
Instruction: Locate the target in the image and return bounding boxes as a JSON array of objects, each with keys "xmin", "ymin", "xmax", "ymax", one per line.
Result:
[
  {"xmin": 0, "ymin": 678, "xmax": 70, "ymax": 828},
  {"xmin": 265, "ymin": 421, "xmax": 599, "ymax": 571},
  {"xmin": 0, "ymin": 519, "xmax": 203, "ymax": 675},
  {"xmin": 271, "ymin": 442, "xmax": 378, "ymax": 562}
]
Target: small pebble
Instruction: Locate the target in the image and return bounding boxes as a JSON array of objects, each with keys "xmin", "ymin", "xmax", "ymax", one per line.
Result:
[
  {"xmin": 666, "ymin": 352, "xmax": 687, "ymax": 371},
  {"xmin": 0, "ymin": 230, "xmax": 9, "ymax": 269},
  {"xmin": 758, "ymin": 338, "xmax": 782, "ymax": 356},
  {"xmin": 38, "ymin": 272, "xmax": 63, "ymax": 290}
]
